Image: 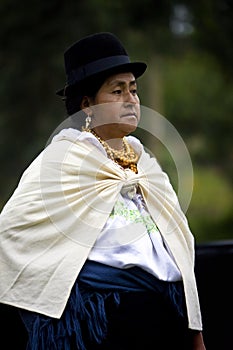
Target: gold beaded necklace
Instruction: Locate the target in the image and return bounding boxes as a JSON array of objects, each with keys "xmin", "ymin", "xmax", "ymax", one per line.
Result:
[{"xmin": 88, "ymin": 129, "xmax": 138, "ymax": 173}]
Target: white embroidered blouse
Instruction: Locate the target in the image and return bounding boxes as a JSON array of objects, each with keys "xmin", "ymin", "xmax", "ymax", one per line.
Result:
[{"xmin": 86, "ymin": 129, "xmax": 182, "ymax": 281}]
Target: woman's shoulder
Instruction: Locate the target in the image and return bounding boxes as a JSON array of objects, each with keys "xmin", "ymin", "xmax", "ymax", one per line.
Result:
[
  {"xmin": 51, "ymin": 128, "xmax": 82, "ymax": 143},
  {"xmin": 126, "ymin": 135, "xmax": 143, "ymax": 154},
  {"xmin": 51, "ymin": 128, "xmax": 107, "ymax": 156}
]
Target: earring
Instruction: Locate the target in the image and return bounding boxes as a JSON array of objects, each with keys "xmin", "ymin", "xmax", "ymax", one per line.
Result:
[{"xmin": 82, "ymin": 113, "xmax": 92, "ymax": 131}]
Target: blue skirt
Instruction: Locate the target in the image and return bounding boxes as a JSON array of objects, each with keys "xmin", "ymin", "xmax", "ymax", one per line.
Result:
[{"xmin": 19, "ymin": 261, "xmax": 190, "ymax": 349}]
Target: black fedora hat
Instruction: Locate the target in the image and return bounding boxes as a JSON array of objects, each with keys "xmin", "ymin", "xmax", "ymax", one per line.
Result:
[{"xmin": 56, "ymin": 32, "xmax": 147, "ymax": 96}]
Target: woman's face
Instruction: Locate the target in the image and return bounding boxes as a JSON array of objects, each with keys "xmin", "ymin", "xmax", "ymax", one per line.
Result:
[{"xmin": 88, "ymin": 72, "xmax": 140, "ymax": 140}]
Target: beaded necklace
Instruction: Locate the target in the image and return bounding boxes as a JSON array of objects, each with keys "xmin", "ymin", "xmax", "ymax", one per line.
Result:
[{"xmin": 88, "ymin": 129, "xmax": 138, "ymax": 173}]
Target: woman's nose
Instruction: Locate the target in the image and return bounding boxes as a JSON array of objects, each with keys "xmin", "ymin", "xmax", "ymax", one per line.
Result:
[{"xmin": 124, "ymin": 91, "xmax": 138, "ymax": 104}]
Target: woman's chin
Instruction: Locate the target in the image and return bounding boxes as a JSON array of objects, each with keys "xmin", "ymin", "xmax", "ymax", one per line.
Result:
[{"xmin": 119, "ymin": 120, "xmax": 138, "ymax": 135}]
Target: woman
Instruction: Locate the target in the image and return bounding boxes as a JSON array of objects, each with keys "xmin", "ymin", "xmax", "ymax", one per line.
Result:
[{"xmin": 0, "ymin": 32, "xmax": 206, "ymax": 349}]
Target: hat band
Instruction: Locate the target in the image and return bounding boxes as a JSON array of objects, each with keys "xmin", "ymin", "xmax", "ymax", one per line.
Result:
[{"xmin": 67, "ymin": 55, "xmax": 131, "ymax": 85}]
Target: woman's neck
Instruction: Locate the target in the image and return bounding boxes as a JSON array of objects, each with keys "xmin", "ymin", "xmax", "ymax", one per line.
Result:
[{"xmin": 92, "ymin": 127, "xmax": 124, "ymax": 150}]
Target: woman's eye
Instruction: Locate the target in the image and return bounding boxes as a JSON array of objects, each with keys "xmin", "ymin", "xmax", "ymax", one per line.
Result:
[
  {"xmin": 112, "ymin": 88, "xmax": 137, "ymax": 95},
  {"xmin": 113, "ymin": 89, "xmax": 122, "ymax": 94}
]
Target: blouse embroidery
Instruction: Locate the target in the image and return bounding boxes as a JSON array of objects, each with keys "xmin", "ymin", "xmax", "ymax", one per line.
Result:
[{"xmin": 110, "ymin": 200, "xmax": 159, "ymax": 235}]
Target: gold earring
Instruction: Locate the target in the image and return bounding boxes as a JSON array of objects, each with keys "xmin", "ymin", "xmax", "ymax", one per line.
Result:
[{"xmin": 82, "ymin": 113, "xmax": 92, "ymax": 131}]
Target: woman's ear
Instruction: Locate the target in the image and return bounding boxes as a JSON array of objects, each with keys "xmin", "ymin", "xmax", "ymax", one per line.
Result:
[{"xmin": 81, "ymin": 96, "xmax": 93, "ymax": 116}]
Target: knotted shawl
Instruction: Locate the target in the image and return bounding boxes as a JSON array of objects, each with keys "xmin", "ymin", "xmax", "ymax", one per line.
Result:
[{"xmin": 0, "ymin": 129, "xmax": 202, "ymax": 330}]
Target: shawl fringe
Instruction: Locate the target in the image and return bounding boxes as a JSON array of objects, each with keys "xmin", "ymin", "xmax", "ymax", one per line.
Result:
[{"xmin": 21, "ymin": 283, "xmax": 120, "ymax": 350}]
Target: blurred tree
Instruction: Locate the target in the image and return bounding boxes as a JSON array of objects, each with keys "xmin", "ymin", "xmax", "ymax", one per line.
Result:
[
  {"xmin": 190, "ymin": 0, "xmax": 233, "ymax": 75},
  {"xmin": 162, "ymin": 52, "xmax": 233, "ymax": 178}
]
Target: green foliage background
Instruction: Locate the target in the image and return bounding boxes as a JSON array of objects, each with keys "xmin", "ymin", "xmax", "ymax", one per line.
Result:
[{"xmin": 0, "ymin": 0, "xmax": 232, "ymax": 243}]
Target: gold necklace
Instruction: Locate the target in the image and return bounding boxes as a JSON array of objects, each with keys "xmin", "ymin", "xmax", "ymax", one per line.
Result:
[{"xmin": 88, "ymin": 129, "xmax": 138, "ymax": 173}]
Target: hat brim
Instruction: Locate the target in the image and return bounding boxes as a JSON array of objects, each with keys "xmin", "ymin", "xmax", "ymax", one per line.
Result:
[{"xmin": 56, "ymin": 61, "xmax": 147, "ymax": 96}]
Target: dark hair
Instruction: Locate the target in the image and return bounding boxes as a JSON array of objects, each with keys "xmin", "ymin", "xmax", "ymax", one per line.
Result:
[
  {"xmin": 64, "ymin": 93, "xmax": 83, "ymax": 116},
  {"xmin": 64, "ymin": 75, "xmax": 107, "ymax": 116}
]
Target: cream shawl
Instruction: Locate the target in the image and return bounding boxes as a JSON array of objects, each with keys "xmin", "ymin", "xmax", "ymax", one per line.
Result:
[{"xmin": 0, "ymin": 129, "xmax": 202, "ymax": 330}]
